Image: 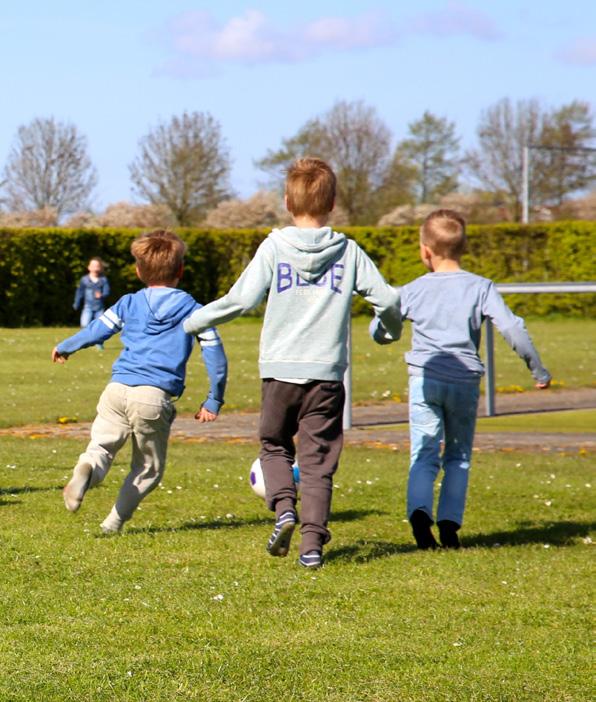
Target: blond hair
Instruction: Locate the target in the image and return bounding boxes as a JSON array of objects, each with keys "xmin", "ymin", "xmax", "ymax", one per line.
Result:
[
  {"xmin": 420, "ymin": 209, "xmax": 467, "ymax": 259},
  {"xmin": 285, "ymin": 158, "xmax": 336, "ymax": 218},
  {"xmin": 130, "ymin": 230, "xmax": 187, "ymax": 285}
]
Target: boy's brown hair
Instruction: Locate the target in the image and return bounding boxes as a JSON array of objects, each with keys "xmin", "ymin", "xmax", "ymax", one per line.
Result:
[
  {"xmin": 420, "ymin": 209, "xmax": 467, "ymax": 259},
  {"xmin": 131, "ymin": 230, "xmax": 187, "ymax": 285},
  {"xmin": 285, "ymin": 157, "xmax": 336, "ymax": 218}
]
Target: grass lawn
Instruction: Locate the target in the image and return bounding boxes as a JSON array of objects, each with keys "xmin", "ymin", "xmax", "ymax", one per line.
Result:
[
  {"xmin": 0, "ymin": 437, "xmax": 593, "ymax": 701},
  {"xmin": 1, "ymin": 317, "xmax": 595, "ymax": 427}
]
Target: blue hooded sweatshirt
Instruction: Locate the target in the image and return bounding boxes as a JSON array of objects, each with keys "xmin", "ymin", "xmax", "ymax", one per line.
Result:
[{"xmin": 56, "ymin": 287, "xmax": 227, "ymax": 412}]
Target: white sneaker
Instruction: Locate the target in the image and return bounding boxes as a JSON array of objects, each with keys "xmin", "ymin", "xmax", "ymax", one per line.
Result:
[{"xmin": 63, "ymin": 463, "xmax": 92, "ymax": 512}]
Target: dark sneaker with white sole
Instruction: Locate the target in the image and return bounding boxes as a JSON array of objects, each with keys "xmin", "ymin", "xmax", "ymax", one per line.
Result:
[
  {"xmin": 298, "ymin": 551, "xmax": 322, "ymax": 569},
  {"xmin": 267, "ymin": 510, "xmax": 297, "ymax": 557}
]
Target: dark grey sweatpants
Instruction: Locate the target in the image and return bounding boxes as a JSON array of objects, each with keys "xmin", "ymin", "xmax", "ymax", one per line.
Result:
[{"xmin": 259, "ymin": 379, "xmax": 345, "ymax": 555}]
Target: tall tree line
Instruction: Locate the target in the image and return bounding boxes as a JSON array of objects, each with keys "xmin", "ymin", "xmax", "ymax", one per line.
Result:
[{"xmin": 1, "ymin": 99, "xmax": 594, "ymax": 225}]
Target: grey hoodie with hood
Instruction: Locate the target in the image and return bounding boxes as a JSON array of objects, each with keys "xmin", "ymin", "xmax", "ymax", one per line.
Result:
[{"xmin": 183, "ymin": 226, "xmax": 401, "ymax": 381}]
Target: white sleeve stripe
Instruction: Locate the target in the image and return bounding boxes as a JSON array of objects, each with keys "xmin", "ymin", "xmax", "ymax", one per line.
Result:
[
  {"xmin": 199, "ymin": 339, "xmax": 222, "ymax": 348},
  {"xmin": 198, "ymin": 330, "xmax": 219, "ymax": 341},
  {"xmin": 104, "ymin": 308, "xmax": 122, "ymax": 327},
  {"xmin": 99, "ymin": 314, "xmax": 115, "ymax": 330}
]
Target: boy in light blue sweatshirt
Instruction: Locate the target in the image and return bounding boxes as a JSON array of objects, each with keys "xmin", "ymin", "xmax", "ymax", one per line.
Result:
[
  {"xmin": 184, "ymin": 158, "xmax": 402, "ymax": 568},
  {"xmin": 53, "ymin": 230, "xmax": 227, "ymax": 533},
  {"xmin": 371, "ymin": 209, "xmax": 551, "ymax": 549}
]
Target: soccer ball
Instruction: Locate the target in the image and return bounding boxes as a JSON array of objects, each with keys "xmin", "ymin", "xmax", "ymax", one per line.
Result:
[{"xmin": 249, "ymin": 458, "xmax": 300, "ymax": 500}]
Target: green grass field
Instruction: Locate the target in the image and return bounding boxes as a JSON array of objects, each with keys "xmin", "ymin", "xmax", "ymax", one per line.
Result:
[
  {"xmin": 0, "ymin": 437, "xmax": 594, "ymax": 701},
  {"xmin": 1, "ymin": 317, "xmax": 595, "ymax": 427}
]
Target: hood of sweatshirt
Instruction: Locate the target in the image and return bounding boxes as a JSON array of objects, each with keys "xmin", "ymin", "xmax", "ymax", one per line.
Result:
[
  {"xmin": 141, "ymin": 287, "xmax": 198, "ymax": 335},
  {"xmin": 269, "ymin": 226, "xmax": 347, "ymax": 283}
]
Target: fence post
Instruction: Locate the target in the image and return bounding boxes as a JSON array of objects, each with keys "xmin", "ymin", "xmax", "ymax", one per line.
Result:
[
  {"xmin": 343, "ymin": 318, "xmax": 352, "ymax": 430},
  {"xmin": 485, "ymin": 319, "xmax": 496, "ymax": 417}
]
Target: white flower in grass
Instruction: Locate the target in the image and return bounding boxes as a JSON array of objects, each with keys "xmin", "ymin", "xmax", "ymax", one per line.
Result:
[
  {"xmin": 582, "ymin": 536, "xmax": 592, "ymax": 545},
  {"xmin": 543, "ymin": 544, "xmax": 551, "ymax": 549},
  {"xmin": 585, "ymin": 483, "xmax": 592, "ymax": 488},
  {"xmin": 225, "ymin": 513, "xmax": 234, "ymax": 519},
  {"xmin": 213, "ymin": 484, "xmax": 219, "ymax": 488},
  {"xmin": 176, "ymin": 486, "xmax": 182, "ymax": 490},
  {"xmin": 544, "ymin": 500, "xmax": 552, "ymax": 506},
  {"xmin": 167, "ymin": 490, "xmax": 173, "ymax": 494},
  {"xmin": 453, "ymin": 641, "xmax": 463, "ymax": 647},
  {"xmin": 213, "ymin": 594, "xmax": 224, "ymax": 601},
  {"xmin": 134, "ymin": 585, "xmax": 141, "ymax": 590}
]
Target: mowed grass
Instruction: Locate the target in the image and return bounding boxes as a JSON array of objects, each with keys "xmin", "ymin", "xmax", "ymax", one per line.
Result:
[
  {"xmin": 1, "ymin": 317, "xmax": 595, "ymax": 427},
  {"xmin": 0, "ymin": 437, "xmax": 593, "ymax": 701}
]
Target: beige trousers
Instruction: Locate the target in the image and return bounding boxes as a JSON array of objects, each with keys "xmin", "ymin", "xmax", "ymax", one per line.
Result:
[{"xmin": 79, "ymin": 382, "xmax": 176, "ymax": 530}]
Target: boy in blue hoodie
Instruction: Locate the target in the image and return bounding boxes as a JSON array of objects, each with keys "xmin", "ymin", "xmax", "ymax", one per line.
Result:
[
  {"xmin": 53, "ymin": 230, "xmax": 227, "ymax": 533},
  {"xmin": 183, "ymin": 158, "xmax": 402, "ymax": 568}
]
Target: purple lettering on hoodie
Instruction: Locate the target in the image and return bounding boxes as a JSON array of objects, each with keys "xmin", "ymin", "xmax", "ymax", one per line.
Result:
[
  {"xmin": 331, "ymin": 263, "xmax": 344, "ymax": 293},
  {"xmin": 277, "ymin": 263, "xmax": 292, "ymax": 292}
]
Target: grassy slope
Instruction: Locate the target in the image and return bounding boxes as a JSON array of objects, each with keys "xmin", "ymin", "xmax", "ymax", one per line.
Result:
[
  {"xmin": 1, "ymin": 317, "xmax": 595, "ymax": 427},
  {"xmin": 0, "ymin": 438, "xmax": 593, "ymax": 701}
]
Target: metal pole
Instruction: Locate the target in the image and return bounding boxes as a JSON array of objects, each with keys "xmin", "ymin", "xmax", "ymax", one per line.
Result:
[
  {"xmin": 343, "ymin": 317, "xmax": 352, "ymax": 430},
  {"xmin": 484, "ymin": 320, "xmax": 496, "ymax": 417},
  {"xmin": 521, "ymin": 145, "xmax": 529, "ymax": 224}
]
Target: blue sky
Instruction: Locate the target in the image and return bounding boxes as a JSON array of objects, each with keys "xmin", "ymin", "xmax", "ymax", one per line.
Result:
[{"xmin": 1, "ymin": 0, "xmax": 594, "ymax": 209}]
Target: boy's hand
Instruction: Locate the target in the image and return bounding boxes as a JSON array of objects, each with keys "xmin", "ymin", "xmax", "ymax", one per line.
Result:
[
  {"xmin": 52, "ymin": 347, "xmax": 69, "ymax": 364},
  {"xmin": 536, "ymin": 380, "xmax": 551, "ymax": 389},
  {"xmin": 194, "ymin": 407, "xmax": 218, "ymax": 423}
]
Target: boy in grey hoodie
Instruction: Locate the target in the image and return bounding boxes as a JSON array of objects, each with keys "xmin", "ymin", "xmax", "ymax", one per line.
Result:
[
  {"xmin": 371, "ymin": 209, "xmax": 551, "ymax": 549},
  {"xmin": 184, "ymin": 158, "xmax": 402, "ymax": 568}
]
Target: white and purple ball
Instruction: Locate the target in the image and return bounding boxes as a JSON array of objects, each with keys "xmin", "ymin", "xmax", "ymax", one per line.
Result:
[{"xmin": 249, "ymin": 458, "xmax": 300, "ymax": 500}]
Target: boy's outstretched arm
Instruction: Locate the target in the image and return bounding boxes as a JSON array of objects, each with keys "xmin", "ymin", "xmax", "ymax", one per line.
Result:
[
  {"xmin": 184, "ymin": 241, "xmax": 273, "ymax": 335},
  {"xmin": 52, "ymin": 304, "xmax": 125, "ymax": 361},
  {"xmin": 354, "ymin": 244, "xmax": 402, "ymax": 343},
  {"xmin": 483, "ymin": 283, "xmax": 551, "ymax": 388},
  {"xmin": 195, "ymin": 327, "xmax": 228, "ymax": 421}
]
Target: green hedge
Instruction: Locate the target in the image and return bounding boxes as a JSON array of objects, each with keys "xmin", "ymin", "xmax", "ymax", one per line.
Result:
[{"xmin": 0, "ymin": 222, "xmax": 594, "ymax": 326}]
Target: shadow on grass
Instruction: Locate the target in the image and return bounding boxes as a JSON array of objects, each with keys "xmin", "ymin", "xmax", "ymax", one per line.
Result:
[
  {"xmin": 115, "ymin": 508, "xmax": 384, "ymax": 538},
  {"xmin": 0, "ymin": 499, "xmax": 21, "ymax": 507},
  {"xmin": 0, "ymin": 485, "xmax": 62, "ymax": 496},
  {"xmin": 325, "ymin": 539, "xmax": 416, "ymax": 564},
  {"xmin": 464, "ymin": 520, "xmax": 595, "ymax": 548}
]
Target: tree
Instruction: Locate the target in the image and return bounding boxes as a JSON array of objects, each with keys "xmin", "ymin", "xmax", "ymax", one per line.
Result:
[
  {"xmin": 205, "ymin": 191, "xmax": 291, "ymax": 229},
  {"xmin": 396, "ymin": 111, "xmax": 460, "ymax": 203},
  {"xmin": 466, "ymin": 98, "xmax": 596, "ymax": 220},
  {"xmin": 2, "ymin": 117, "xmax": 97, "ymax": 217},
  {"xmin": 129, "ymin": 112, "xmax": 231, "ymax": 225},
  {"xmin": 256, "ymin": 100, "xmax": 392, "ymax": 225},
  {"xmin": 539, "ymin": 101, "xmax": 596, "ymax": 207}
]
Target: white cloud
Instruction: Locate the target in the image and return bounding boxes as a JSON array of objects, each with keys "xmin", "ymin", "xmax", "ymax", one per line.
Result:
[
  {"xmin": 557, "ymin": 37, "xmax": 596, "ymax": 66},
  {"xmin": 159, "ymin": 8, "xmax": 397, "ymax": 75},
  {"xmin": 408, "ymin": 1, "xmax": 502, "ymax": 41}
]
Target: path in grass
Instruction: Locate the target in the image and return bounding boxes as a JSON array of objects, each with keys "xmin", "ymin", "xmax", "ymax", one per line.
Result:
[{"xmin": 2, "ymin": 387, "xmax": 595, "ymax": 452}]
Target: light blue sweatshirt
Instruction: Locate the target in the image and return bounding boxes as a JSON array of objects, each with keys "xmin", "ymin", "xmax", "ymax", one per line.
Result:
[
  {"xmin": 371, "ymin": 270, "xmax": 551, "ymax": 385},
  {"xmin": 183, "ymin": 226, "xmax": 402, "ymax": 381},
  {"xmin": 57, "ymin": 287, "xmax": 227, "ymax": 412}
]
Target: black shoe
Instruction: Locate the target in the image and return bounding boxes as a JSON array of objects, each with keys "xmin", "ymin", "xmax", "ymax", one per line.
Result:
[
  {"xmin": 409, "ymin": 509, "xmax": 438, "ymax": 550},
  {"xmin": 437, "ymin": 520, "xmax": 461, "ymax": 549}
]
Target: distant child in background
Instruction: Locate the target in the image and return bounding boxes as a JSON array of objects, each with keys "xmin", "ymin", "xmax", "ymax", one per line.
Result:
[
  {"xmin": 53, "ymin": 230, "xmax": 227, "ymax": 534},
  {"xmin": 371, "ymin": 209, "xmax": 551, "ymax": 550},
  {"xmin": 74, "ymin": 257, "xmax": 110, "ymax": 328},
  {"xmin": 183, "ymin": 158, "xmax": 402, "ymax": 568}
]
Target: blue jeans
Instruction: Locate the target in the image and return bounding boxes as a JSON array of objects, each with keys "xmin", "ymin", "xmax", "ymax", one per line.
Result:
[
  {"xmin": 407, "ymin": 375, "xmax": 479, "ymax": 526},
  {"xmin": 80, "ymin": 306, "xmax": 103, "ymax": 328}
]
